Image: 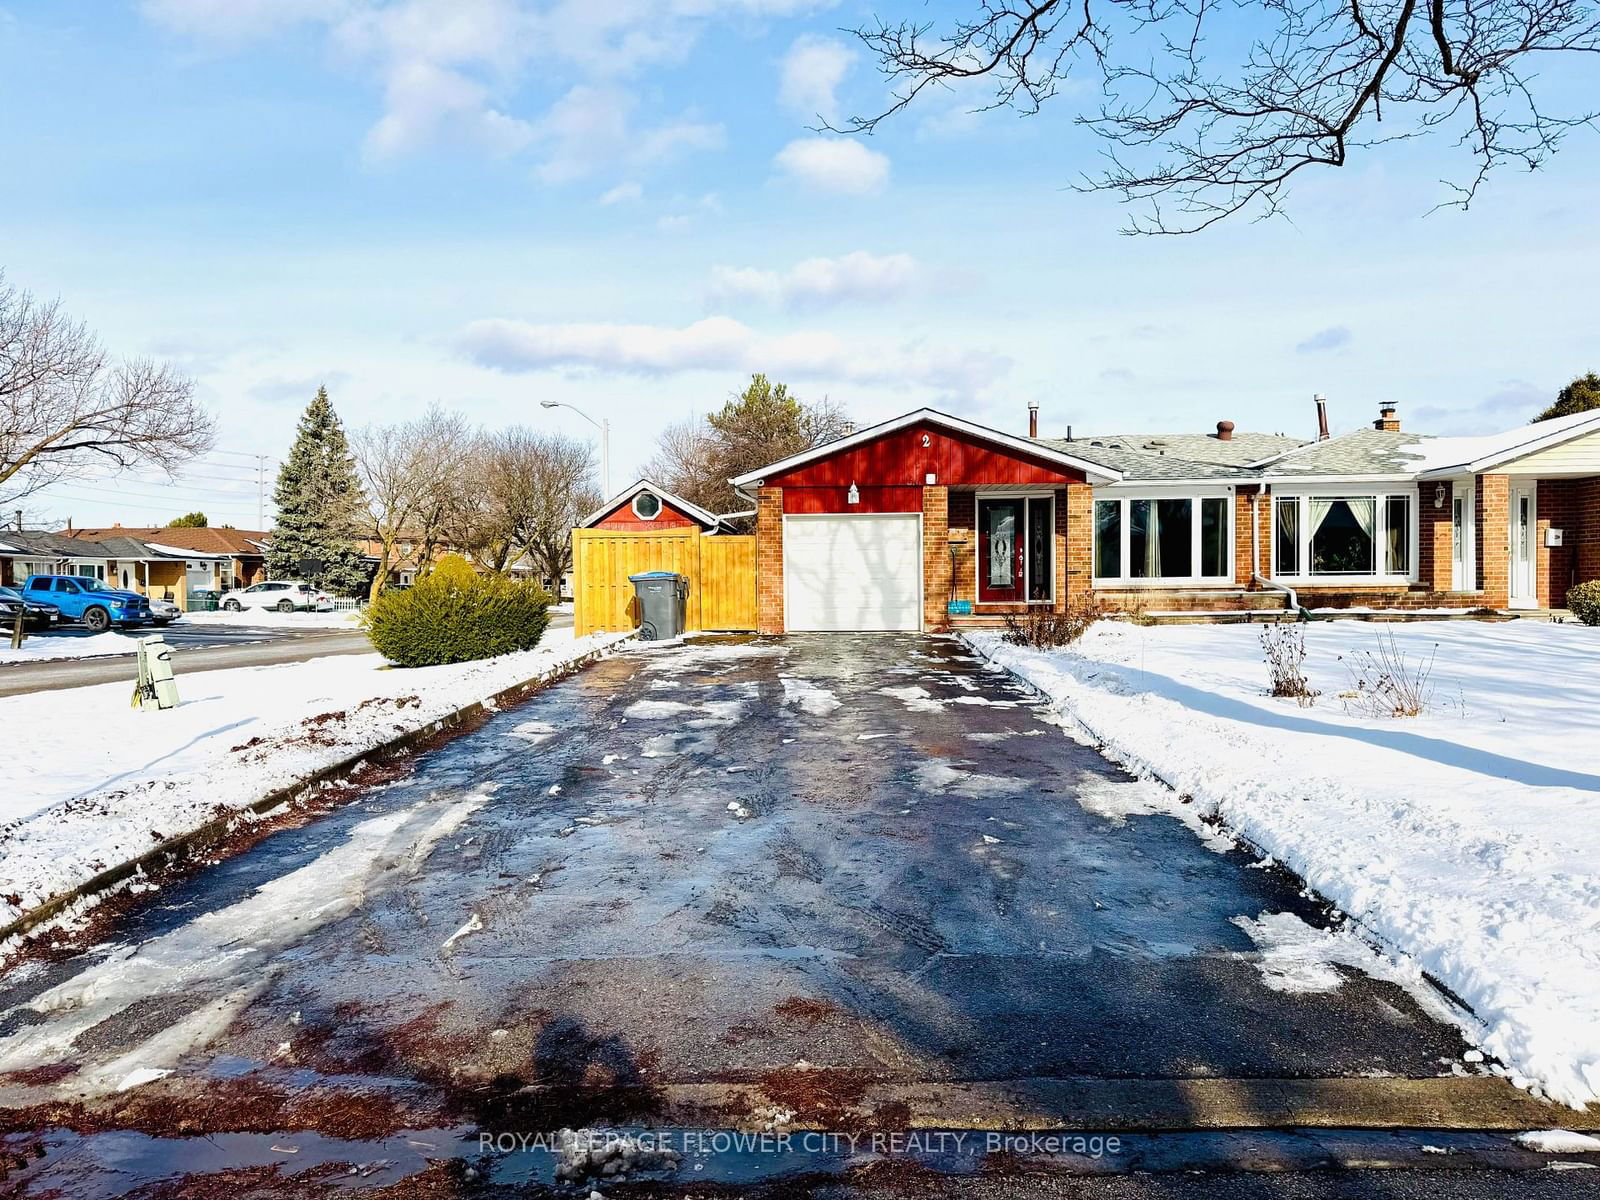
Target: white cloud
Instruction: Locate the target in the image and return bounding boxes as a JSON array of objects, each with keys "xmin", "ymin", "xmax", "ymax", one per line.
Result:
[
  {"xmin": 773, "ymin": 137, "xmax": 888, "ymax": 195},
  {"xmin": 707, "ymin": 251, "xmax": 919, "ymax": 311},
  {"xmin": 458, "ymin": 315, "xmax": 1007, "ymax": 394},
  {"xmin": 778, "ymin": 35, "xmax": 852, "ymax": 124},
  {"xmin": 143, "ymin": 0, "xmax": 810, "ymax": 171},
  {"xmin": 599, "ymin": 181, "xmax": 643, "ymax": 205},
  {"xmin": 531, "ymin": 84, "xmax": 722, "ymax": 182}
]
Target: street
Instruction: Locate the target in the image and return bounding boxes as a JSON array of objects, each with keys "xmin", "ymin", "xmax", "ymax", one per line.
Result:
[
  {"xmin": 0, "ymin": 612, "xmax": 574, "ymax": 697},
  {"xmin": 1, "ymin": 634, "xmax": 1588, "ymax": 1197}
]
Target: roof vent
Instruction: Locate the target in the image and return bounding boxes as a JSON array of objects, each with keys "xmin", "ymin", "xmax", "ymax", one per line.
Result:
[{"xmin": 1215, "ymin": 420, "xmax": 1235, "ymax": 442}]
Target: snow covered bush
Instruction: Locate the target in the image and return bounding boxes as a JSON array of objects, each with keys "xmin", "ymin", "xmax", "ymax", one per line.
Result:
[
  {"xmin": 364, "ymin": 555, "xmax": 550, "ymax": 667},
  {"xmin": 1567, "ymin": 580, "xmax": 1600, "ymax": 625},
  {"xmin": 1002, "ymin": 600, "xmax": 1100, "ymax": 648},
  {"xmin": 1339, "ymin": 629, "xmax": 1436, "ymax": 717},
  {"xmin": 1259, "ymin": 623, "xmax": 1317, "ymax": 705}
]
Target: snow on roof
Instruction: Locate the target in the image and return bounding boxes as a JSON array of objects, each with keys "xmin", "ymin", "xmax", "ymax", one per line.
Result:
[
  {"xmin": 1411, "ymin": 408, "xmax": 1600, "ymax": 475},
  {"xmin": 142, "ymin": 541, "xmax": 229, "ymax": 559}
]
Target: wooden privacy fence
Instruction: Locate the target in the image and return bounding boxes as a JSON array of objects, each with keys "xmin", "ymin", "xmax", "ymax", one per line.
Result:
[{"xmin": 573, "ymin": 527, "xmax": 757, "ymax": 636}]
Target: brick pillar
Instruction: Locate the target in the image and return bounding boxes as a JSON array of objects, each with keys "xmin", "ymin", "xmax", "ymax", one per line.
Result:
[
  {"xmin": 922, "ymin": 485, "xmax": 949, "ymax": 630},
  {"xmin": 755, "ymin": 486, "xmax": 785, "ymax": 634},
  {"xmin": 1063, "ymin": 481, "xmax": 1093, "ymax": 606},
  {"xmin": 1477, "ymin": 474, "xmax": 1509, "ymax": 608},
  {"xmin": 1234, "ymin": 487, "xmax": 1258, "ymax": 586}
]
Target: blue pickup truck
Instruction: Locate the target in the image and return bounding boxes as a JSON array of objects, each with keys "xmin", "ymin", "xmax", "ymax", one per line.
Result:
[{"xmin": 22, "ymin": 574, "xmax": 153, "ymax": 633}]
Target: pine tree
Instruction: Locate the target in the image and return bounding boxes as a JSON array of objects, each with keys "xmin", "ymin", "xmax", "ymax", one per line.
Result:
[{"xmin": 268, "ymin": 387, "xmax": 370, "ymax": 596}]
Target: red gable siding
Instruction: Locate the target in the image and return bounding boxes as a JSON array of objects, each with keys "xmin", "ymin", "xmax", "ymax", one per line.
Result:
[
  {"xmin": 764, "ymin": 422, "xmax": 1083, "ymax": 488},
  {"xmin": 591, "ymin": 497, "xmax": 702, "ymax": 531}
]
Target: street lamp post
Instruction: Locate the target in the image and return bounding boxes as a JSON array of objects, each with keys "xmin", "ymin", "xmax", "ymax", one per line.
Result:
[{"xmin": 539, "ymin": 400, "xmax": 611, "ymax": 498}]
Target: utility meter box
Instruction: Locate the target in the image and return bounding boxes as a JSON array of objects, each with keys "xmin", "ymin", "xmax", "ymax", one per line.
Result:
[{"xmin": 1545, "ymin": 527, "xmax": 1565, "ymax": 548}]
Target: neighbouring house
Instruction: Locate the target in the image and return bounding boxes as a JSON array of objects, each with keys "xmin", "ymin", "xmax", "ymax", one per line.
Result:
[
  {"xmin": 66, "ymin": 526, "xmax": 271, "ymax": 593},
  {"xmin": 0, "ymin": 529, "xmax": 227, "ymax": 609},
  {"xmin": 730, "ymin": 402, "xmax": 1600, "ymax": 632}
]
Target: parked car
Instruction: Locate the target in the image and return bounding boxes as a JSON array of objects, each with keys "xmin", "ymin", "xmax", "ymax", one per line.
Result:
[
  {"xmin": 148, "ymin": 597, "xmax": 182, "ymax": 626},
  {"xmin": 0, "ymin": 585, "xmax": 61, "ymax": 630},
  {"xmin": 217, "ymin": 580, "xmax": 335, "ymax": 613},
  {"xmin": 21, "ymin": 574, "xmax": 152, "ymax": 632}
]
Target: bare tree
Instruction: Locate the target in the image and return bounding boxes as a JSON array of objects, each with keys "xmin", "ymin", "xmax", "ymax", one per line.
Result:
[
  {"xmin": 841, "ymin": 0, "xmax": 1600, "ymax": 232},
  {"xmin": 355, "ymin": 406, "xmax": 478, "ymax": 601},
  {"xmin": 449, "ymin": 428, "xmax": 597, "ymax": 589},
  {"xmin": 0, "ymin": 272, "xmax": 214, "ymax": 504}
]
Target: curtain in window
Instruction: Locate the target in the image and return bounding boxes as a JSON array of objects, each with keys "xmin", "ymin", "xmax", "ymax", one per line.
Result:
[
  {"xmin": 1309, "ymin": 498, "xmax": 1335, "ymax": 538},
  {"xmin": 1143, "ymin": 501, "xmax": 1162, "ymax": 577},
  {"xmin": 1275, "ymin": 500, "xmax": 1299, "ymax": 574},
  {"xmin": 1348, "ymin": 498, "xmax": 1375, "ymax": 542},
  {"xmin": 1385, "ymin": 496, "xmax": 1409, "ymax": 574}
]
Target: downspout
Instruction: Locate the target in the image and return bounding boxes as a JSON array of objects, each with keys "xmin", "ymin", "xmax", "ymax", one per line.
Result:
[{"xmin": 1250, "ymin": 488, "xmax": 1304, "ymax": 619}]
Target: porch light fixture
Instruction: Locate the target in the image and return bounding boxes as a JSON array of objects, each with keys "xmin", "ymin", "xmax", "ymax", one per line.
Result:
[
  {"xmin": 847, "ymin": 483, "xmax": 860, "ymax": 505},
  {"xmin": 1434, "ymin": 483, "xmax": 1446, "ymax": 509}
]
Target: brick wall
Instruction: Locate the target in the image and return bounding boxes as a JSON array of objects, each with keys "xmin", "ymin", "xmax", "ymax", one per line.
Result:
[
  {"xmin": 1537, "ymin": 479, "xmax": 1578, "ymax": 608},
  {"xmin": 755, "ymin": 486, "xmax": 784, "ymax": 634},
  {"xmin": 948, "ymin": 491, "xmax": 977, "ymax": 608},
  {"xmin": 922, "ymin": 485, "xmax": 950, "ymax": 630},
  {"xmin": 1063, "ymin": 482, "xmax": 1093, "ymax": 607},
  {"xmin": 1419, "ymin": 487, "xmax": 1453, "ymax": 593},
  {"xmin": 1477, "ymin": 474, "xmax": 1509, "ymax": 607},
  {"xmin": 1578, "ymin": 477, "xmax": 1600, "ymax": 589}
]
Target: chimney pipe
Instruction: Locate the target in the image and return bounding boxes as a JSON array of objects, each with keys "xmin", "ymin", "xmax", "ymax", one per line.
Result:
[
  {"xmin": 1215, "ymin": 419, "xmax": 1235, "ymax": 442},
  {"xmin": 1315, "ymin": 393, "xmax": 1330, "ymax": 441},
  {"xmin": 1374, "ymin": 402, "xmax": 1400, "ymax": 433},
  {"xmin": 1027, "ymin": 400, "xmax": 1039, "ymax": 439}
]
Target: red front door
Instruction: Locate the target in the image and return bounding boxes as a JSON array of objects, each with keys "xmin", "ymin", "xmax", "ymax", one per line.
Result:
[{"xmin": 977, "ymin": 498, "xmax": 1026, "ymax": 603}]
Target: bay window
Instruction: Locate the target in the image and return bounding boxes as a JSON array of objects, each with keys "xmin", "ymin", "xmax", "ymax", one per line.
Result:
[
  {"xmin": 1093, "ymin": 494, "xmax": 1232, "ymax": 584},
  {"xmin": 1272, "ymin": 491, "xmax": 1415, "ymax": 579}
]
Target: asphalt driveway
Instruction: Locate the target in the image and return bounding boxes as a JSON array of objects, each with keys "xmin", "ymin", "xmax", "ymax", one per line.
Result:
[{"xmin": 0, "ymin": 634, "xmax": 1559, "ymax": 1192}]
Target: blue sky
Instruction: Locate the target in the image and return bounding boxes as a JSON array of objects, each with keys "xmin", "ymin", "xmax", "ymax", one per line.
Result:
[{"xmin": 2, "ymin": 0, "xmax": 1597, "ymax": 528}]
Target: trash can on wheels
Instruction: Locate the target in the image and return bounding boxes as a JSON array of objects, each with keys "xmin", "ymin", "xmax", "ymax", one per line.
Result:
[{"xmin": 629, "ymin": 571, "xmax": 689, "ymax": 641}]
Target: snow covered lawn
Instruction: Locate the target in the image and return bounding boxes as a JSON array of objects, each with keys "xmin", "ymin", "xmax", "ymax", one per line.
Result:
[
  {"xmin": 180, "ymin": 608, "xmax": 362, "ymax": 629},
  {"xmin": 0, "ymin": 628, "xmax": 629, "ymax": 932},
  {"xmin": 0, "ymin": 631, "xmax": 154, "ymax": 664},
  {"xmin": 965, "ymin": 619, "xmax": 1600, "ymax": 1109}
]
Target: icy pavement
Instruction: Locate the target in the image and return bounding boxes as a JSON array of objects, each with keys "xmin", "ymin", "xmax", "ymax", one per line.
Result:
[{"xmin": 0, "ymin": 634, "xmax": 1568, "ymax": 1190}]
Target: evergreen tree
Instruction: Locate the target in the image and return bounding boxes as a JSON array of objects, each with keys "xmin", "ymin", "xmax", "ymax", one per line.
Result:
[
  {"xmin": 268, "ymin": 387, "xmax": 370, "ymax": 596},
  {"xmin": 1535, "ymin": 372, "xmax": 1600, "ymax": 422}
]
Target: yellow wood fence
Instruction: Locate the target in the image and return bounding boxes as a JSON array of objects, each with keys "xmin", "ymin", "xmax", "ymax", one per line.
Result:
[{"xmin": 573, "ymin": 528, "xmax": 756, "ymax": 636}]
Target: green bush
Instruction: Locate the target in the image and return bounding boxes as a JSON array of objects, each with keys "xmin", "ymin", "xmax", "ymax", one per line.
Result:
[
  {"xmin": 1568, "ymin": 580, "xmax": 1600, "ymax": 626},
  {"xmin": 364, "ymin": 563, "xmax": 551, "ymax": 667}
]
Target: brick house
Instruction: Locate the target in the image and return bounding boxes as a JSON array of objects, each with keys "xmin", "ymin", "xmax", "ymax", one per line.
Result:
[
  {"xmin": 66, "ymin": 526, "xmax": 270, "ymax": 593},
  {"xmin": 731, "ymin": 404, "xmax": 1600, "ymax": 633}
]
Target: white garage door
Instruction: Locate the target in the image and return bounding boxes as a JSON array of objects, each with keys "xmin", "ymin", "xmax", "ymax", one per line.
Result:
[{"xmin": 783, "ymin": 514, "xmax": 922, "ymax": 632}]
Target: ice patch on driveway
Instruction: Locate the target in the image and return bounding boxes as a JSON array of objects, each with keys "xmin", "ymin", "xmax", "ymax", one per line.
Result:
[
  {"xmin": 1517, "ymin": 1130, "xmax": 1600, "ymax": 1153},
  {"xmin": 879, "ymin": 685, "xmax": 945, "ymax": 713},
  {"xmin": 1231, "ymin": 912, "xmax": 1454, "ymax": 1021},
  {"xmin": 915, "ymin": 760, "xmax": 1022, "ymax": 796},
  {"xmin": 781, "ymin": 677, "xmax": 841, "ymax": 716},
  {"xmin": 625, "ymin": 700, "xmax": 694, "ymax": 719},
  {"xmin": 1074, "ymin": 777, "xmax": 1170, "ymax": 826},
  {"xmin": 507, "ymin": 719, "xmax": 558, "ymax": 742}
]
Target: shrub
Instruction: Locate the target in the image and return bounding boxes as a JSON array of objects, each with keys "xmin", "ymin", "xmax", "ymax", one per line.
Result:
[
  {"xmin": 1339, "ymin": 629, "xmax": 1436, "ymax": 718},
  {"xmin": 364, "ymin": 561, "xmax": 550, "ymax": 668},
  {"xmin": 1001, "ymin": 600, "xmax": 1101, "ymax": 648},
  {"xmin": 1260, "ymin": 622, "xmax": 1318, "ymax": 706},
  {"xmin": 1567, "ymin": 580, "xmax": 1600, "ymax": 626}
]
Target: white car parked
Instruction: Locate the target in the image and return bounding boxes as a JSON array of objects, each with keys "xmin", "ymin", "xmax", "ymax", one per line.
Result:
[
  {"xmin": 148, "ymin": 597, "xmax": 182, "ymax": 626},
  {"xmin": 218, "ymin": 580, "xmax": 335, "ymax": 614}
]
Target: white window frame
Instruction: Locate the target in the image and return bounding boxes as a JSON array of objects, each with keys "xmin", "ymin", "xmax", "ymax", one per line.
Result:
[
  {"xmin": 1091, "ymin": 486, "xmax": 1235, "ymax": 587},
  {"xmin": 974, "ymin": 491, "xmax": 1056, "ymax": 605},
  {"xmin": 1270, "ymin": 486, "xmax": 1420, "ymax": 584},
  {"xmin": 69, "ymin": 560, "xmax": 105, "ymax": 581},
  {"xmin": 631, "ymin": 491, "xmax": 664, "ymax": 521}
]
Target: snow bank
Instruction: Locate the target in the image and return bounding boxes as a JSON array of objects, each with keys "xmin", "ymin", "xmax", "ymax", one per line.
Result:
[
  {"xmin": 0, "ymin": 628, "xmax": 629, "ymax": 930},
  {"xmin": 180, "ymin": 608, "xmax": 362, "ymax": 628},
  {"xmin": 0, "ymin": 632, "xmax": 148, "ymax": 664},
  {"xmin": 965, "ymin": 620, "xmax": 1600, "ymax": 1109}
]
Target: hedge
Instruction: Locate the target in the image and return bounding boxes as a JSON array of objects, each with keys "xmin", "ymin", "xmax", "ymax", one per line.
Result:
[
  {"xmin": 365, "ymin": 560, "xmax": 551, "ymax": 667},
  {"xmin": 1568, "ymin": 580, "xmax": 1600, "ymax": 626}
]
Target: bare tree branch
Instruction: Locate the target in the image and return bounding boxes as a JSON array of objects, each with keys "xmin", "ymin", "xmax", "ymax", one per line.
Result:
[
  {"xmin": 842, "ymin": 0, "xmax": 1600, "ymax": 232},
  {"xmin": 0, "ymin": 271, "xmax": 213, "ymax": 502}
]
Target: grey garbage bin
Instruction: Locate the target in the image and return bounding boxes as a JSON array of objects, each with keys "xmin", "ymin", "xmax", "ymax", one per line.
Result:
[{"xmin": 629, "ymin": 571, "xmax": 689, "ymax": 641}]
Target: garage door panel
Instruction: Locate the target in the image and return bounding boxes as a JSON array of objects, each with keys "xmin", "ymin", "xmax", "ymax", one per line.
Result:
[{"xmin": 784, "ymin": 515, "xmax": 921, "ymax": 632}]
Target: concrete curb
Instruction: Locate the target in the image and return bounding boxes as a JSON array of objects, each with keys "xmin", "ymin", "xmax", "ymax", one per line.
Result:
[{"xmin": 0, "ymin": 634, "xmax": 633, "ymax": 945}]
